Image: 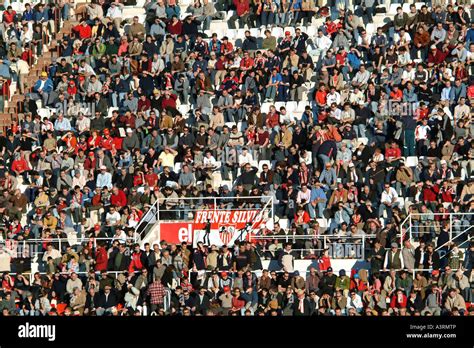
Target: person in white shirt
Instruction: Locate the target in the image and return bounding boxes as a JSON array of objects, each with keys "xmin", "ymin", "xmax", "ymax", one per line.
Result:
[
  {"xmin": 15, "ymin": 58, "xmax": 30, "ymax": 94},
  {"xmin": 105, "ymin": 206, "xmax": 121, "ymax": 235},
  {"xmin": 415, "ymin": 118, "xmax": 431, "ymax": 155},
  {"xmin": 401, "ymin": 64, "xmax": 416, "ymax": 85},
  {"xmin": 311, "ymin": 30, "xmax": 332, "ymax": 63},
  {"xmin": 326, "ymin": 88, "xmax": 341, "ymax": 106},
  {"xmin": 238, "ymin": 148, "xmax": 253, "ymax": 168},
  {"xmin": 76, "ymin": 112, "xmax": 91, "ymax": 133},
  {"xmin": 296, "ymin": 184, "xmax": 311, "ymax": 205},
  {"xmin": 453, "ymin": 97, "xmax": 470, "ymax": 121},
  {"xmin": 379, "ymin": 183, "xmax": 399, "ymax": 222},
  {"xmin": 346, "ymin": 291, "xmax": 364, "ymax": 313},
  {"xmin": 203, "ymin": 150, "xmax": 219, "ymax": 170},
  {"xmin": 106, "ymin": 1, "xmax": 124, "ymax": 29}
]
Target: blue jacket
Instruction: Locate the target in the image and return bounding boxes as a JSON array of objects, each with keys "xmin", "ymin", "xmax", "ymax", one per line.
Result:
[
  {"xmin": 34, "ymin": 10, "xmax": 50, "ymax": 22},
  {"xmin": 22, "ymin": 10, "xmax": 35, "ymax": 21},
  {"xmin": 33, "ymin": 78, "xmax": 54, "ymax": 93}
]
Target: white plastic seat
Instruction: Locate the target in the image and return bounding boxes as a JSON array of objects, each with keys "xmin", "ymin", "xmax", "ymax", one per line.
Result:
[
  {"xmin": 178, "ymin": 104, "xmax": 190, "ymax": 116},
  {"xmin": 250, "ymin": 28, "xmax": 260, "ymax": 37},
  {"xmin": 297, "ymin": 101, "xmax": 309, "ymax": 112},
  {"xmin": 414, "ymin": 2, "xmax": 424, "ymax": 10},
  {"xmin": 357, "ymin": 137, "xmax": 369, "ymax": 146},
  {"xmin": 285, "ymin": 101, "xmax": 297, "ymax": 113},
  {"xmin": 226, "ymin": 29, "xmax": 237, "ymax": 40},
  {"xmin": 174, "ymin": 162, "xmax": 182, "ymax": 173},
  {"xmin": 220, "ymin": 180, "xmax": 232, "ymax": 189},
  {"xmin": 107, "ymin": 107, "xmax": 119, "ymax": 118},
  {"xmin": 366, "ymin": 23, "xmax": 376, "ymax": 36},
  {"xmin": 274, "ymin": 101, "xmax": 286, "ymax": 110},
  {"xmin": 388, "ymin": 3, "xmax": 399, "ymax": 15},
  {"xmin": 306, "ymin": 25, "xmax": 318, "ymax": 37},
  {"xmin": 271, "ymin": 27, "xmax": 284, "ymax": 38},
  {"xmin": 316, "ymin": 218, "xmax": 327, "ymax": 228},
  {"xmin": 405, "ymin": 156, "xmax": 419, "ymax": 168},
  {"xmin": 279, "ymin": 218, "xmax": 289, "ymax": 229},
  {"xmin": 260, "ymin": 102, "xmax": 271, "ymax": 114},
  {"xmin": 225, "ymin": 122, "xmax": 236, "ymax": 129}
]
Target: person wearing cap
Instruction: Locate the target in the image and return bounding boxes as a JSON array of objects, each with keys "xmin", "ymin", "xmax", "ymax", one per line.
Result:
[
  {"xmin": 122, "ymin": 128, "xmax": 140, "ymax": 151},
  {"xmin": 383, "ymin": 243, "xmax": 404, "ymax": 271},
  {"xmin": 319, "ymin": 267, "xmax": 337, "ymax": 296},
  {"xmin": 30, "ymin": 71, "xmax": 54, "ymax": 107},
  {"xmin": 96, "ymin": 165, "xmax": 113, "ymax": 189}
]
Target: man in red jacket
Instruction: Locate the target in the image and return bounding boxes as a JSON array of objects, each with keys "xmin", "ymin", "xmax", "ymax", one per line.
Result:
[
  {"xmin": 94, "ymin": 244, "xmax": 109, "ymax": 271},
  {"xmin": 228, "ymin": 0, "xmax": 250, "ymax": 29},
  {"xmin": 73, "ymin": 21, "xmax": 92, "ymax": 39},
  {"xmin": 422, "ymin": 180, "xmax": 439, "ymax": 211},
  {"xmin": 110, "ymin": 186, "xmax": 127, "ymax": 208}
]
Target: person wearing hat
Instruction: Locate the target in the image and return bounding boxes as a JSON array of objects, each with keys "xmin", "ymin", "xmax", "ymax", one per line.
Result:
[
  {"xmin": 30, "ymin": 71, "xmax": 54, "ymax": 107},
  {"xmin": 335, "ymin": 269, "xmax": 351, "ymax": 297},
  {"xmin": 319, "ymin": 267, "xmax": 337, "ymax": 296},
  {"xmin": 122, "ymin": 127, "xmax": 140, "ymax": 151},
  {"xmin": 383, "ymin": 242, "xmax": 404, "ymax": 271}
]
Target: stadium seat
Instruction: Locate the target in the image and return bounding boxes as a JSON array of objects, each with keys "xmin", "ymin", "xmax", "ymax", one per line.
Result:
[
  {"xmin": 271, "ymin": 27, "xmax": 284, "ymax": 38},
  {"xmin": 225, "ymin": 122, "xmax": 236, "ymax": 129},
  {"xmin": 388, "ymin": 4, "xmax": 399, "ymax": 15},
  {"xmin": 174, "ymin": 162, "xmax": 182, "ymax": 173},
  {"xmin": 37, "ymin": 108, "xmax": 52, "ymax": 119},
  {"xmin": 316, "ymin": 218, "xmax": 328, "ymax": 230},
  {"xmin": 297, "ymin": 101, "xmax": 309, "ymax": 112},
  {"xmin": 220, "ymin": 180, "xmax": 232, "ymax": 189},
  {"xmin": 414, "ymin": 2, "xmax": 424, "ymax": 9},
  {"xmin": 107, "ymin": 107, "xmax": 119, "ymax": 118},
  {"xmin": 306, "ymin": 25, "xmax": 317, "ymax": 37},
  {"xmin": 366, "ymin": 23, "xmax": 376, "ymax": 36},
  {"xmin": 226, "ymin": 29, "xmax": 237, "ymax": 40},
  {"xmin": 405, "ymin": 156, "xmax": 419, "ymax": 168},
  {"xmin": 261, "ymin": 102, "xmax": 271, "ymax": 114},
  {"xmin": 357, "ymin": 137, "xmax": 369, "ymax": 146},
  {"xmin": 274, "ymin": 101, "xmax": 286, "ymax": 110},
  {"xmin": 279, "ymin": 218, "xmax": 289, "ymax": 229},
  {"xmin": 286, "ymin": 101, "xmax": 297, "ymax": 113}
]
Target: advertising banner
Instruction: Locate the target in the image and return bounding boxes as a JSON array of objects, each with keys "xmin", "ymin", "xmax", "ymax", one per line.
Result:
[{"xmin": 157, "ymin": 210, "xmax": 267, "ymax": 247}]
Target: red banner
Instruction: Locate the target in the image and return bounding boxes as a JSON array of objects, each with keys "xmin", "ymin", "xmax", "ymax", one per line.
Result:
[
  {"xmin": 159, "ymin": 222, "xmax": 194, "ymax": 244},
  {"xmin": 157, "ymin": 211, "xmax": 266, "ymax": 246}
]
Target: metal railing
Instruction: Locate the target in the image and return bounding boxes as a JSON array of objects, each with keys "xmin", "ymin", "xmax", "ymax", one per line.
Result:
[
  {"xmin": 399, "ymin": 212, "xmax": 474, "ymax": 254},
  {"xmin": 252, "ymin": 234, "xmax": 377, "ymax": 259},
  {"xmin": 135, "ymin": 195, "xmax": 275, "ymax": 241}
]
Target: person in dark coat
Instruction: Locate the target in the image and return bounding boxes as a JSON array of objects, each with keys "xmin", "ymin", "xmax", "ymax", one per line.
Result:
[
  {"xmin": 96, "ymin": 285, "xmax": 118, "ymax": 314},
  {"xmin": 51, "ymin": 273, "xmax": 68, "ymax": 301},
  {"xmin": 423, "ymin": 244, "xmax": 440, "ymax": 272},
  {"xmin": 293, "ymin": 289, "xmax": 312, "ymax": 316},
  {"xmin": 318, "ymin": 267, "xmax": 337, "ymax": 296},
  {"xmin": 194, "ymin": 287, "xmax": 211, "ymax": 314},
  {"xmin": 107, "ymin": 243, "xmax": 131, "ymax": 272}
]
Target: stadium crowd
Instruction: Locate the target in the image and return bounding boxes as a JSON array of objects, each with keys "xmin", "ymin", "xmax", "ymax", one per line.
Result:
[{"xmin": 0, "ymin": 0, "xmax": 473, "ymax": 316}]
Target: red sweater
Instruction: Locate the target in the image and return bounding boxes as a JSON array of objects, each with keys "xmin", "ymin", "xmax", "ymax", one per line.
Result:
[
  {"xmin": 95, "ymin": 247, "xmax": 108, "ymax": 271},
  {"xmin": 390, "ymin": 294, "xmax": 407, "ymax": 309},
  {"xmin": 423, "ymin": 185, "xmax": 439, "ymax": 202},
  {"xmin": 73, "ymin": 24, "xmax": 92, "ymax": 39},
  {"xmin": 110, "ymin": 190, "xmax": 127, "ymax": 207},
  {"xmin": 233, "ymin": 0, "xmax": 249, "ymax": 16},
  {"xmin": 161, "ymin": 94, "xmax": 177, "ymax": 110},
  {"xmin": 167, "ymin": 21, "xmax": 182, "ymax": 35}
]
